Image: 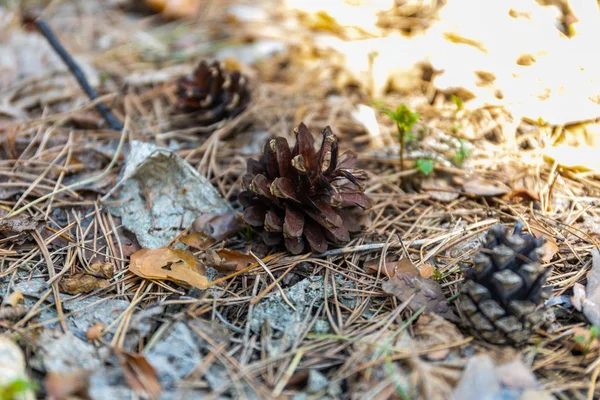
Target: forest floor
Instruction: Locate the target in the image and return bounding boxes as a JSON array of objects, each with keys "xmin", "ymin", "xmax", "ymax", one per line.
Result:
[{"xmin": 1, "ymin": 1, "xmax": 600, "ymax": 399}]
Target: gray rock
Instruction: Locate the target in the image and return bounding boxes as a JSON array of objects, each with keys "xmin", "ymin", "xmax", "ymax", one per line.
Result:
[
  {"xmin": 41, "ymin": 330, "xmax": 102, "ymax": 374},
  {"xmin": 145, "ymin": 322, "xmax": 203, "ymax": 389}
]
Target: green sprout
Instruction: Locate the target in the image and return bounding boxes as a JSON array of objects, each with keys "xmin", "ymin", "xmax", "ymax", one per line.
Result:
[
  {"xmin": 381, "ymin": 105, "xmax": 420, "ymax": 178},
  {"xmin": 415, "ymin": 158, "xmax": 434, "ymax": 176},
  {"xmin": 450, "ymin": 94, "xmax": 463, "ymax": 111},
  {"xmin": 0, "ymin": 377, "xmax": 37, "ymax": 400},
  {"xmin": 453, "ymin": 139, "xmax": 471, "ymax": 166},
  {"xmin": 573, "ymin": 325, "xmax": 600, "ymax": 354}
]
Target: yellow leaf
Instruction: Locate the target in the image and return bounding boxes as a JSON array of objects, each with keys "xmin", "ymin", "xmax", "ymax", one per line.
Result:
[{"xmin": 2, "ymin": 290, "xmax": 24, "ymax": 307}]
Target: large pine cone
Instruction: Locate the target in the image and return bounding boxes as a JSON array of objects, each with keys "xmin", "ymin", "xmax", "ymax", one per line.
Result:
[
  {"xmin": 458, "ymin": 222, "xmax": 551, "ymax": 345},
  {"xmin": 176, "ymin": 60, "xmax": 250, "ymax": 125},
  {"xmin": 239, "ymin": 123, "xmax": 369, "ymax": 254}
]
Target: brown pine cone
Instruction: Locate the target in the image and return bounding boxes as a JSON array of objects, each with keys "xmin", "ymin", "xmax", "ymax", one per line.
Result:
[
  {"xmin": 175, "ymin": 60, "xmax": 250, "ymax": 125},
  {"xmin": 458, "ymin": 222, "xmax": 552, "ymax": 345},
  {"xmin": 239, "ymin": 123, "xmax": 369, "ymax": 254}
]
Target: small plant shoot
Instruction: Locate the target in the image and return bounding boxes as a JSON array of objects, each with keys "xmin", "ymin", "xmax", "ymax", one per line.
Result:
[
  {"xmin": 381, "ymin": 105, "xmax": 420, "ymax": 179},
  {"xmin": 453, "ymin": 139, "xmax": 471, "ymax": 166}
]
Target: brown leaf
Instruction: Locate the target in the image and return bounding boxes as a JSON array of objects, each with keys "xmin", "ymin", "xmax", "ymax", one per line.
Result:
[
  {"xmin": 86, "ymin": 323, "xmax": 105, "ymax": 342},
  {"xmin": 413, "ymin": 313, "xmax": 465, "ymax": 361},
  {"xmin": 527, "ymin": 221, "xmax": 559, "ymax": 263},
  {"xmin": 191, "ymin": 212, "xmax": 242, "ymax": 242},
  {"xmin": 88, "ymin": 262, "xmax": 114, "ymax": 279},
  {"xmin": 179, "ymin": 232, "xmax": 216, "ymax": 250},
  {"xmin": 419, "ymin": 263, "xmax": 435, "ymax": 279},
  {"xmin": 463, "ymin": 177, "xmax": 511, "ymax": 197},
  {"xmin": 502, "ymin": 188, "xmax": 539, "ymax": 203},
  {"xmin": 59, "ymin": 274, "xmax": 110, "ymax": 295},
  {"xmin": 129, "ymin": 248, "xmax": 209, "ymax": 289},
  {"xmin": 382, "ymin": 272, "xmax": 459, "ymax": 322},
  {"xmin": 145, "ymin": 0, "xmax": 200, "ymax": 18},
  {"xmin": 365, "ymin": 256, "xmax": 419, "ymax": 278},
  {"xmin": 208, "ymin": 249, "xmax": 256, "ymax": 272},
  {"xmin": 44, "ymin": 370, "xmax": 91, "ymax": 400},
  {"xmin": 118, "ymin": 350, "xmax": 161, "ymax": 399}
]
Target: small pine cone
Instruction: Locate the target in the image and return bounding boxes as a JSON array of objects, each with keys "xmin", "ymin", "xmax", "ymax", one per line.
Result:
[
  {"xmin": 176, "ymin": 60, "xmax": 250, "ymax": 125},
  {"xmin": 239, "ymin": 123, "xmax": 370, "ymax": 254},
  {"xmin": 458, "ymin": 222, "xmax": 551, "ymax": 345}
]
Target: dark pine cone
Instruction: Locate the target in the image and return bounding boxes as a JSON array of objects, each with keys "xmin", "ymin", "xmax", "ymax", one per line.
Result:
[
  {"xmin": 458, "ymin": 222, "xmax": 551, "ymax": 345},
  {"xmin": 176, "ymin": 60, "xmax": 250, "ymax": 125},
  {"xmin": 239, "ymin": 123, "xmax": 369, "ymax": 254}
]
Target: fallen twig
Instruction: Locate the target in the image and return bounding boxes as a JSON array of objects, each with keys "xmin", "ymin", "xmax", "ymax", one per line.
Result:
[{"xmin": 34, "ymin": 18, "xmax": 123, "ymax": 131}]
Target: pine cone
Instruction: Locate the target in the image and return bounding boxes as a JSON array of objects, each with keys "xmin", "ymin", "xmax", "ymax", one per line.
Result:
[
  {"xmin": 239, "ymin": 123, "xmax": 369, "ymax": 254},
  {"xmin": 458, "ymin": 222, "xmax": 551, "ymax": 345},
  {"xmin": 176, "ymin": 60, "xmax": 250, "ymax": 125}
]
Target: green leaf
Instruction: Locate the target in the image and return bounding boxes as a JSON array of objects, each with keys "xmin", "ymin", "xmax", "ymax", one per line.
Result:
[
  {"xmin": 591, "ymin": 325, "xmax": 599, "ymax": 339},
  {"xmin": 394, "ymin": 104, "xmax": 419, "ymax": 133},
  {"xmin": 415, "ymin": 158, "xmax": 434, "ymax": 176},
  {"xmin": 574, "ymin": 335, "xmax": 586, "ymax": 343},
  {"xmin": 381, "ymin": 108, "xmax": 398, "ymax": 121},
  {"xmin": 0, "ymin": 378, "xmax": 36, "ymax": 400},
  {"xmin": 380, "ymin": 105, "xmax": 419, "ymax": 133}
]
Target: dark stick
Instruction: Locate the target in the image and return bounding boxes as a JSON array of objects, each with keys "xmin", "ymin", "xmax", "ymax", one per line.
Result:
[{"xmin": 34, "ymin": 19, "xmax": 124, "ymax": 131}]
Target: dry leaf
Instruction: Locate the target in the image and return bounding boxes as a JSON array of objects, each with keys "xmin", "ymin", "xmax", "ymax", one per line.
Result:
[
  {"xmin": 413, "ymin": 313, "xmax": 466, "ymax": 361},
  {"xmin": 382, "ymin": 272, "xmax": 459, "ymax": 322},
  {"xmin": 502, "ymin": 188, "xmax": 539, "ymax": 203},
  {"xmin": 2, "ymin": 290, "xmax": 24, "ymax": 307},
  {"xmin": 118, "ymin": 350, "xmax": 162, "ymax": 399},
  {"xmin": 179, "ymin": 232, "xmax": 216, "ymax": 250},
  {"xmin": 86, "ymin": 323, "xmax": 105, "ymax": 342},
  {"xmin": 44, "ymin": 370, "xmax": 90, "ymax": 400},
  {"xmin": 207, "ymin": 249, "xmax": 256, "ymax": 272},
  {"xmin": 365, "ymin": 256, "xmax": 419, "ymax": 278},
  {"xmin": 527, "ymin": 221, "xmax": 559, "ymax": 263},
  {"xmin": 0, "ymin": 213, "xmax": 43, "ymax": 235},
  {"xmin": 88, "ymin": 262, "xmax": 114, "ymax": 279},
  {"xmin": 145, "ymin": 0, "xmax": 200, "ymax": 19},
  {"xmin": 419, "ymin": 263, "xmax": 435, "ymax": 279},
  {"xmin": 59, "ymin": 274, "xmax": 109, "ymax": 295},
  {"xmin": 129, "ymin": 248, "xmax": 209, "ymax": 289},
  {"xmin": 463, "ymin": 177, "xmax": 511, "ymax": 197},
  {"xmin": 421, "ymin": 177, "xmax": 460, "ymax": 202},
  {"xmin": 192, "ymin": 212, "xmax": 242, "ymax": 242}
]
